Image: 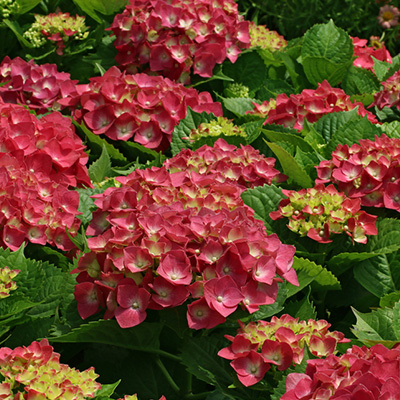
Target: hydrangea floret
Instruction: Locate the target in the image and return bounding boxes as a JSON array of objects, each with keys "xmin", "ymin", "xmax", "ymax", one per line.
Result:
[
  {"xmin": 316, "ymin": 134, "xmax": 400, "ymax": 212},
  {"xmin": 352, "ymin": 36, "xmax": 392, "ymax": 73},
  {"xmin": 249, "ymin": 21, "xmax": 287, "ymax": 51},
  {"xmin": 246, "ymin": 80, "xmax": 378, "ymax": 130},
  {"xmin": 224, "ymin": 82, "xmax": 250, "ymax": 98},
  {"xmin": 109, "ymin": 0, "xmax": 250, "ymax": 83},
  {"xmin": 282, "ymin": 343, "xmax": 400, "ymax": 399},
  {"xmin": 0, "ymin": 338, "xmax": 101, "ymax": 399},
  {"xmin": 189, "ymin": 117, "xmax": 247, "ymax": 141},
  {"xmin": 73, "ymin": 139, "xmax": 295, "ymax": 330},
  {"xmin": 0, "ymin": 56, "xmax": 79, "ymax": 113},
  {"xmin": 0, "ymin": 0, "xmax": 19, "ymax": 19},
  {"xmin": 377, "ymin": 4, "xmax": 400, "ymax": 29},
  {"xmin": 269, "ymin": 184, "xmax": 378, "ymax": 244},
  {"xmin": 372, "ymin": 69, "xmax": 400, "ymax": 110},
  {"xmin": 0, "ymin": 102, "xmax": 90, "ymax": 251},
  {"xmin": 59, "ymin": 66, "xmax": 222, "ymax": 151},
  {"xmin": 218, "ymin": 314, "xmax": 349, "ymax": 387},
  {"xmin": 23, "ymin": 12, "xmax": 89, "ymax": 55},
  {"xmin": 0, "ymin": 267, "xmax": 20, "ymax": 298}
]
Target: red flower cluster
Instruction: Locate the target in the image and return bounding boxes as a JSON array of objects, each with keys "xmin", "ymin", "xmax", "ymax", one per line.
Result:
[
  {"xmin": 0, "ymin": 56, "xmax": 79, "ymax": 113},
  {"xmin": 352, "ymin": 36, "xmax": 392, "ymax": 73},
  {"xmin": 316, "ymin": 134, "xmax": 400, "ymax": 212},
  {"xmin": 0, "ymin": 338, "xmax": 101, "ymax": 399},
  {"xmin": 109, "ymin": 0, "xmax": 250, "ymax": 83},
  {"xmin": 372, "ymin": 69, "xmax": 400, "ymax": 110},
  {"xmin": 246, "ymin": 80, "xmax": 378, "ymax": 130},
  {"xmin": 0, "ymin": 102, "xmax": 90, "ymax": 251},
  {"xmin": 269, "ymin": 184, "xmax": 378, "ymax": 244},
  {"xmin": 218, "ymin": 314, "xmax": 348, "ymax": 387},
  {"xmin": 60, "ymin": 66, "xmax": 222, "ymax": 151},
  {"xmin": 73, "ymin": 140, "xmax": 296, "ymax": 330},
  {"xmin": 282, "ymin": 344, "xmax": 400, "ymax": 400}
]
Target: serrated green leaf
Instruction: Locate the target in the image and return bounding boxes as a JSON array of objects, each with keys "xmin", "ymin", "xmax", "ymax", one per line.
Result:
[
  {"xmin": 301, "ymin": 20, "xmax": 353, "ymax": 86},
  {"xmin": 342, "ymin": 66, "xmax": 381, "ymax": 95},
  {"xmin": 262, "ymin": 129, "xmax": 314, "ymax": 153},
  {"xmin": 284, "ymin": 288, "xmax": 317, "ymax": 321},
  {"xmin": 242, "ymin": 120, "xmax": 264, "ymax": 144},
  {"xmin": 241, "ymin": 184, "xmax": 286, "ymax": 231},
  {"xmin": 170, "ymin": 108, "xmax": 216, "ymax": 156},
  {"xmin": 251, "ymin": 285, "xmax": 288, "ymax": 321},
  {"xmin": 265, "ymin": 141, "xmax": 313, "ymax": 187},
  {"xmin": 378, "ymin": 121, "xmax": 400, "ymax": 139},
  {"xmin": 354, "ymin": 253, "xmax": 400, "ymax": 298},
  {"xmin": 372, "ymin": 56, "xmax": 392, "ymax": 82},
  {"xmin": 325, "ymin": 114, "xmax": 381, "ymax": 157},
  {"xmin": 116, "ymin": 139, "xmax": 161, "ymax": 165},
  {"xmin": 180, "ymin": 335, "xmax": 235, "ymax": 387},
  {"xmin": 77, "ymin": 187, "xmax": 103, "ymax": 225},
  {"xmin": 293, "ymin": 147, "xmax": 323, "ymax": 177},
  {"xmin": 95, "ymin": 380, "xmax": 121, "ymax": 397},
  {"xmin": 393, "ymin": 301, "xmax": 400, "ymax": 340},
  {"xmin": 256, "ymin": 79, "xmax": 294, "ymax": 100},
  {"xmin": 50, "ymin": 319, "xmax": 163, "ymax": 352},
  {"xmin": 89, "ymin": 144, "xmax": 112, "ymax": 183},
  {"xmin": 380, "ymin": 291, "xmax": 400, "ymax": 308},
  {"xmin": 351, "ymin": 307, "xmax": 398, "ymax": 347},
  {"xmin": 222, "ymin": 97, "xmax": 257, "ymax": 117}
]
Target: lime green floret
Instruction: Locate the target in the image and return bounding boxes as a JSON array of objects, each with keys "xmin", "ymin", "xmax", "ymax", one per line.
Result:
[
  {"xmin": 190, "ymin": 117, "xmax": 247, "ymax": 140},
  {"xmin": 0, "ymin": 0, "xmax": 19, "ymax": 18},
  {"xmin": 0, "ymin": 266, "xmax": 19, "ymax": 299},
  {"xmin": 224, "ymin": 82, "xmax": 250, "ymax": 98}
]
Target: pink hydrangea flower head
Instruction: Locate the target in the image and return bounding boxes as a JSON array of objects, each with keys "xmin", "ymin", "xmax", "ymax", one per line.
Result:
[
  {"xmin": 352, "ymin": 36, "xmax": 392, "ymax": 72},
  {"xmin": 316, "ymin": 134, "xmax": 400, "ymax": 213},
  {"xmin": 378, "ymin": 5, "xmax": 400, "ymax": 29},
  {"xmin": 372, "ymin": 70, "xmax": 400, "ymax": 110},
  {"xmin": 246, "ymin": 80, "xmax": 378, "ymax": 130},
  {"xmin": 249, "ymin": 22, "xmax": 287, "ymax": 51},
  {"xmin": 270, "ymin": 183, "xmax": 378, "ymax": 244},
  {"xmin": 218, "ymin": 315, "xmax": 349, "ymax": 386},
  {"xmin": 0, "ymin": 339, "xmax": 101, "ymax": 399},
  {"xmin": 73, "ymin": 139, "xmax": 294, "ymax": 329},
  {"xmin": 282, "ymin": 344, "xmax": 400, "ymax": 399},
  {"xmin": 109, "ymin": 0, "xmax": 250, "ymax": 83}
]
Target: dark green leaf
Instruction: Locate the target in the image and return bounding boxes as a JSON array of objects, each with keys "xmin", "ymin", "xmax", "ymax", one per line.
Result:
[{"xmin": 342, "ymin": 66, "xmax": 381, "ymax": 95}]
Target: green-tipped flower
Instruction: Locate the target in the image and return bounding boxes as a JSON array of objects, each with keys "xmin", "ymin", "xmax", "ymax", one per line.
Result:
[
  {"xmin": 0, "ymin": 266, "xmax": 19, "ymax": 299},
  {"xmin": 224, "ymin": 82, "xmax": 250, "ymax": 98},
  {"xmin": 189, "ymin": 117, "xmax": 246, "ymax": 141},
  {"xmin": 249, "ymin": 22, "xmax": 287, "ymax": 51},
  {"xmin": 23, "ymin": 12, "xmax": 89, "ymax": 55},
  {"xmin": 0, "ymin": 0, "xmax": 19, "ymax": 19}
]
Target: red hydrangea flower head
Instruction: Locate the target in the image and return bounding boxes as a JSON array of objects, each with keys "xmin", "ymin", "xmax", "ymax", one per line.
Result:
[
  {"xmin": 270, "ymin": 184, "xmax": 378, "ymax": 244},
  {"xmin": 218, "ymin": 314, "xmax": 349, "ymax": 387},
  {"xmin": 23, "ymin": 12, "xmax": 89, "ymax": 56},
  {"xmin": 61, "ymin": 66, "xmax": 222, "ymax": 151},
  {"xmin": 282, "ymin": 344, "xmax": 400, "ymax": 400},
  {"xmin": 249, "ymin": 22, "xmax": 287, "ymax": 52},
  {"xmin": 73, "ymin": 139, "xmax": 294, "ymax": 329},
  {"xmin": 0, "ymin": 339, "xmax": 101, "ymax": 399},
  {"xmin": 372, "ymin": 69, "xmax": 400, "ymax": 110},
  {"xmin": 352, "ymin": 36, "xmax": 392, "ymax": 73},
  {"xmin": 0, "ymin": 56, "xmax": 80, "ymax": 113},
  {"xmin": 0, "ymin": 102, "xmax": 90, "ymax": 251},
  {"xmin": 109, "ymin": 0, "xmax": 250, "ymax": 83},
  {"xmin": 316, "ymin": 134, "xmax": 400, "ymax": 213},
  {"xmin": 246, "ymin": 80, "xmax": 378, "ymax": 130}
]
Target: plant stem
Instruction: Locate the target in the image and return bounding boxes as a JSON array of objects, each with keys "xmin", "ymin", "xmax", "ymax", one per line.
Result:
[{"xmin": 155, "ymin": 357, "xmax": 180, "ymax": 393}]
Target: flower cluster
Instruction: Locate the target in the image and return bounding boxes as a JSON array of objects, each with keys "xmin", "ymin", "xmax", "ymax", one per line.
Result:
[
  {"xmin": 0, "ymin": 0, "xmax": 19, "ymax": 19},
  {"xmin": 269, "ymin": 184, "xmax": 378, "ymax": 244},
  {"xmin": 218, "ymin": 314, "xmax": 348, "ymax": 387},
  {"xmin": 118, "ymin": 396, "xmax": 166, "ymax": 400},
  {"xmin": 0, "ymin": 339, "xmax": 101, "ymax": 399},
  {"xmin": 0, "ymin": 102, "xmax": 90, "ymax": 251},
  {"xmin": 352, "ymin": 36, "xmax": 392, "ymax": 72},
  {"xmin": 316, "ymin": 134, "xmax": 400, "ymax": 212},
  {"xmin": 23, "ymin": 12, "xmax": 89, "ymax": 55},
  {"xmin": 0, "ymin": 56, "xmax": 79, "ymax": 113},
  {"xmin": 73, "ymin": 139, "xmax": 295, "ymax": 330},
  {"xmin": 372, "ymin": 69, "xmax": 400, "ymax": 110},
  {"xmin": 282, "ymin": 343, "xmax": 400, "ymax": 399},
  {"xmin": 0, "ymin": 267, "xmax": 20, "ymax": 299},
  {"xmin": 109, "ymin": 0, "xmax": 250, "ymax": 83},
  {"xmin": 377, "ymin": 4, "xmax": 400, "ymax": 29},
  {"xmin": 60, "ymin": 66, "xmax": 222, "ymax": 151},
  {"xmin": 246, "ymin": 80, "xmax": 378, "ymax": 130},
  {"xmin": 224, "ymin": 82, "xmax": 250, "ymax": 98},
  {"xmin": 249, "ymin": 22, "xmax": 287, "ymax": 51},
  {"xmin": 188, "ymin": 117, "xmax": 247, "ymax": 141}
]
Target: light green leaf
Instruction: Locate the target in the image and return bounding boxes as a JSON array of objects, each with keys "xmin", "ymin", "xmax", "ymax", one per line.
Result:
[
  {"xmin": 378, "ymin": 121, "xmax": 400, "ymax": 139},
  {"xmin": 73, "ymin": 0, "xmax": 128, "ymax": 23},
  {"xmin": 265, "ymin": 141, "xmax": 313, "ymax": 187},
  {"xmin": 89, "ymin": 144, "xmax": 112, "ymax": 183},
  {"xmin": 372, "ymin": 56, "xmax": 392, "ymax": 82},
  {"xmin": 351, "ymin": 307, "xmax": 398, "ymax": 347},
  {"xmin": 262, "ymin": 129, "xmax": 314, "ymax": 153},
  {"xmin": 15, "ymin": 0, "xmax": 42, "ymax": 14},
  {"xmin": 222, "ymin": 97, "xmax": 257, "ymax": 116}
]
